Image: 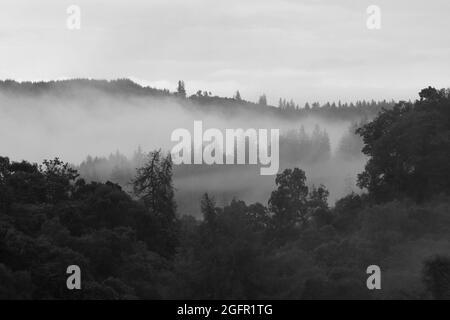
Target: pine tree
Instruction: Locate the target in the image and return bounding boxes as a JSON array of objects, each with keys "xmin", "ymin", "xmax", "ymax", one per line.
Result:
[
  {"xmin": 201, "ymin": 193, "xmax": 217, "ymax": 225},
  {"xmin": 258, "ymin": 94, "xmax": 267, "ymax": 106},
  {"xmin": 133, "ymin": 150, "xmax": 179, "ymax": 254},
  {"xmin": 177, "ymin": 80, "xmax": 186, "ymax": 98}
]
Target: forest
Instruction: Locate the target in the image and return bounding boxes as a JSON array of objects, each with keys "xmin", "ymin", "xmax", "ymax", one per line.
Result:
[
  {"xmin": 0, "ymin": 85, "xmax": 450, "ymax": 299},
  {"xmin": 0, "ymin": 78, "xmax": 380, "ymax": 214}
]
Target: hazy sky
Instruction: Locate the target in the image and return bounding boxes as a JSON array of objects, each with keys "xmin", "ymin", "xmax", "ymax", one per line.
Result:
[{"xmin": 1, "ymin": 0, "xmax": 449, "ymax": 105}]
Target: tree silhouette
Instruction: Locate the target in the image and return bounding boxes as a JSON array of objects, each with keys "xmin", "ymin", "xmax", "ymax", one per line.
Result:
[
  {"xmin": 201, "ymin": 193, "xmax": 217, "ymax": 226},
  {"xmin": 234, "ymin": 90, "xmax": 242, "ymax": 101},
  {"xmin": 258, "ymin": 94, "xmax": 267, "ymax": 106},
  {"xmin": 176, "ymin": 80, "xmax": 186, "ymax": 98},
  {"xmin": 357, "ymin": 87, "xmax": 450, "ymax": 202},
  {"xmin": 269, "ymin": 168, "xmax": 309, "ymax": 242},
  {"xmin": 133, "ymin": 150, "xmax": 179, "ymax": 255}
]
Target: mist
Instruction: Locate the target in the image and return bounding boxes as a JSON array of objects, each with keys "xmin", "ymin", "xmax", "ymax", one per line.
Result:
[{"xmin": 0, "ymin": 83, "xmax": 366, "ymax": 216}]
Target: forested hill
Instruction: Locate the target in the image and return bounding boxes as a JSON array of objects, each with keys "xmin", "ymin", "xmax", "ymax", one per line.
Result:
[
  {"xmin": 1, "ymin": 87, "xmax": 450, "ymax": 299},
  {"xmin": 0, "ymin": 79, "xmax": 394, "ymax": 120}
]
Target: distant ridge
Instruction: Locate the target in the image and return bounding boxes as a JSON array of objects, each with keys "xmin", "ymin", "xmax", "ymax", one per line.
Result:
[{"xmin": 0, "ymin": 78, "xmax": 395, "ymax": 120}]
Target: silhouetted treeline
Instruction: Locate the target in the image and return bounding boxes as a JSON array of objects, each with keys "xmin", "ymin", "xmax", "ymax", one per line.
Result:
[
  {"xmin": 78, "ymin": 124, "xmax": 337, "ymax": 186},
  {"xmin": 1, "ymin": 87, "xmax": 450, "ymax": 299},
  {"xmin": 0, "ymin": 79, "xmax": 171, "ymax": 98},
  {"xmin": 0, "ymin": 79, "xmax": 394, "ymax": 120}
]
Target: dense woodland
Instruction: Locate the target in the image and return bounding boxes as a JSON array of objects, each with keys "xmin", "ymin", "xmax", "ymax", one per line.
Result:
[{"xmin": 1, "ymin": 86, "xmax": 450, "ymax": 299}]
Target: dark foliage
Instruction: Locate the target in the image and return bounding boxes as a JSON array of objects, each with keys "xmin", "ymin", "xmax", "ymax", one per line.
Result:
[
  {"xmin": 422, "ymin": 255, "xmax": 450, "ymax": 299},
  {"xmin": 1, "ymin": 87, "xmax": 450, "ymax": 299},
  {"xmin": 357, "ymin": 87, "xmax": 450, "ymax": 202}
]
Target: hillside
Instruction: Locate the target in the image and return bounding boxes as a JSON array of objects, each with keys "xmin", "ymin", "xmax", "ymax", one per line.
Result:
[{"xmin": 0, "ymin": 78, "xmax": 394, "ymax": 120}]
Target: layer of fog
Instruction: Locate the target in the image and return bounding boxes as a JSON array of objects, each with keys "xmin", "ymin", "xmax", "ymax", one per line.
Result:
[{"xmin": 0, "ymin": 88, "xmax": 366, "ymax": 216}]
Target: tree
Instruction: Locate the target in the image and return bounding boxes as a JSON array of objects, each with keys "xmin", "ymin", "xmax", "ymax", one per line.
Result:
[
  {"xmin": 308, "ymin": 185, "xmax": 329, "ymax": 210},
  {"xmin": 133, "ymin": 150, "xmax": 179, "ymax": 255},
  {"xmin": 258, "ymin": 94, "xmax": 267, "ymax": 106},
  {"xmin": 307, "ymin": 185, "xmax": 332, "ymax": 227},
  {"xmin": 6, "ymin": 160, "xmax": 46, "ymax": 204},
  {"xmin": 201, "ymin": 193, "xmax": 217, "ymax": 226},
  {"xmin": 269, "ymin": 168, "xmax": 309, "ymax": 241},
  {"xmin": 356, "ymin": 87, "xmax": 450, "ymax": 202},
  {"xmin": 133, "ymin": 150, "xmax": 176, "ymax": 215},
  {"xmin": 310, "ymin": 125, "xmax": 331, "ymax": 162},
  {"xmin": 0, "ymin": 157, "xmax": 12, "ymax": 212},
  {"xmin": 278, "ymin": 98, "xmax": 283, "ymax": 109},
  {"xmin": 176, "ymin": 80, "xmax": 186, "ymax": 98},
  {"xmin": 40, "ymin": 158, "xmax": 79, "ymax": 203},
  {"xmin": 234, "ymin": 90, "xmax": 242, "ymax": 101}
]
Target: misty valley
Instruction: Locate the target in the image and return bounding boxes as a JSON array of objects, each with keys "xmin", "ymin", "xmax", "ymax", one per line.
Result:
[
  {"xmin": 1, "ymin": 80, "xmax": 449, "ymax": 300},
  {"xmin": 0, "ymin": 80, "xmax": 372, "ymax": 216}
]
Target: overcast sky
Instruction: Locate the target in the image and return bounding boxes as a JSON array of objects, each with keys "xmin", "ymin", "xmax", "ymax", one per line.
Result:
[{"xmin": 1, "ymin": 0, "xmax": 449, "ymax": 105}]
